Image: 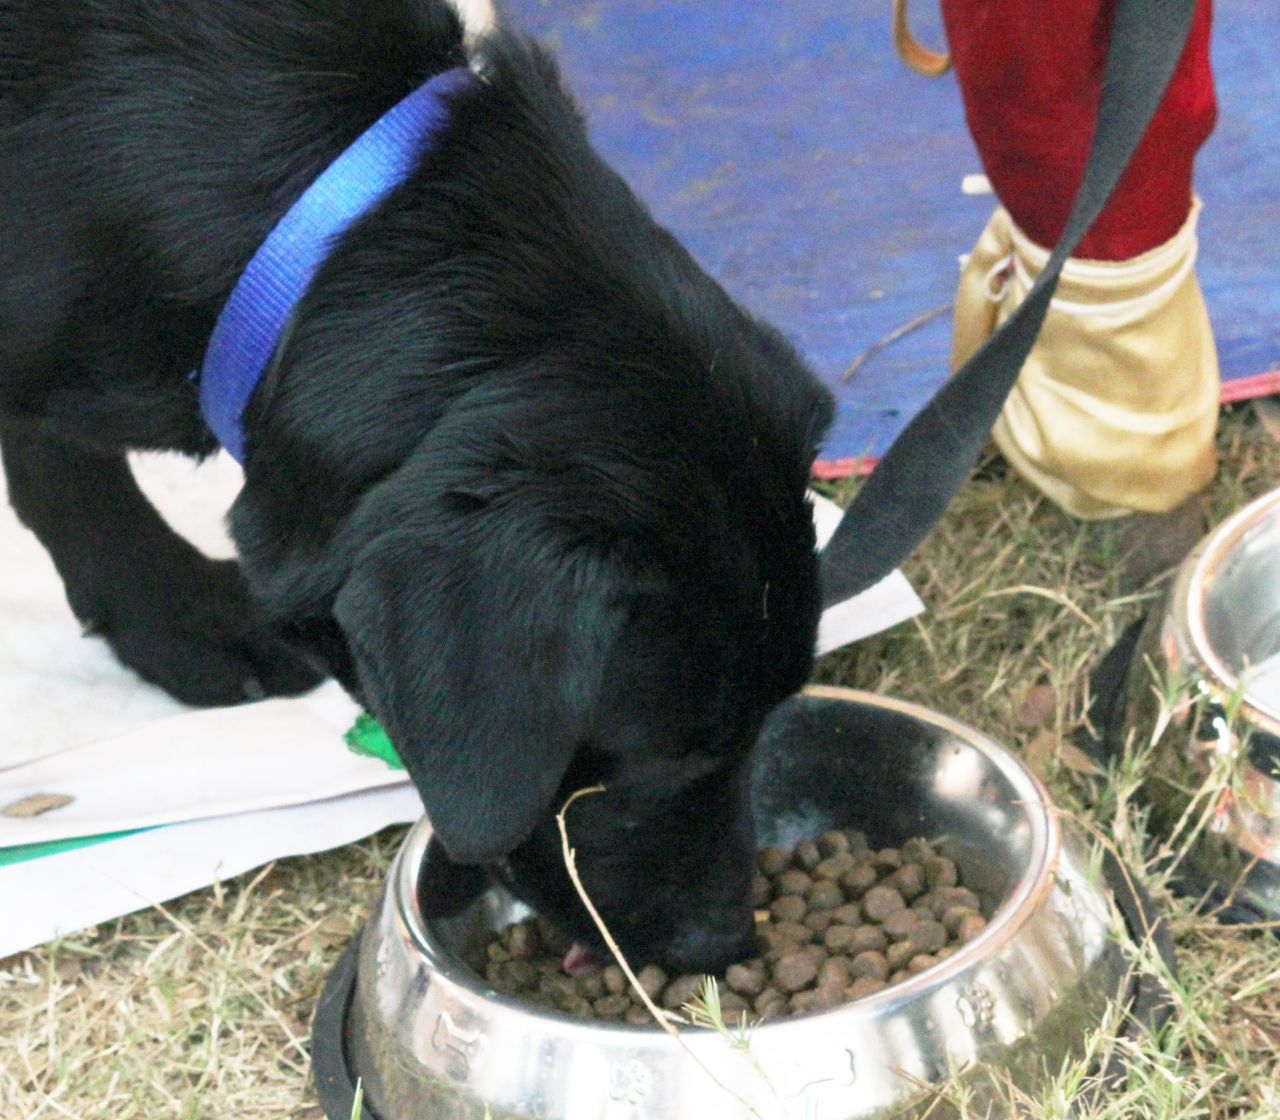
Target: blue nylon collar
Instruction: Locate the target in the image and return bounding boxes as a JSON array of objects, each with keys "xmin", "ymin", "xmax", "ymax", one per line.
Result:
[{"xmin": 198, "ymin": 65, "xmax": 477, "ymax": 462}]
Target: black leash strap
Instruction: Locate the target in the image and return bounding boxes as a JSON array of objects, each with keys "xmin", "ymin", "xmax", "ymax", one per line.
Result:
[{"xmin": 820, "ymin": 0, "xmax": 1199, "ymax": 608}]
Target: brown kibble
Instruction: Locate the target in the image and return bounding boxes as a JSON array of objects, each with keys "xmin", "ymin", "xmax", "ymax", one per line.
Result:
[
  {"xmin": 594, "ymin": 993, "xmax": 632, "ymax": 1019},
  {"xmin": 849, "ymin": 950, "xmax": 889, "ymax": 981},
  {"xmin": 774, "ymin": 950, "xmax": 819, "ymax": 993},
  {"xmin": 752, "ymin": 873, "xmax": 773, "ymax": 907},
  {"xmin": 794, "ymin": 840, "xmax": 823, "ymax": 871},
  {"xmin": 908, "ymin": 920, "xmax": 948, "ymax": 956},
  {"xmin": 924, "ymin": 856, "xmax": 959, "ymax": 890},
  {"xmin": 882, "ymin": 908, "xmax": 921, "ymax": 942},
  {"xmin": 847, "ymin": 975, "xmax": 888, "ymax": 1000},
  {"xmin": 908, "ymin": 953, "xmax": 939, "ymax": 975},
  {"xmin": 602, "ymin": 964, "xmax": 627, "ymax": 995},
  {"xmin": 560, "ymin": 993, "xmax": 594, "ymax": 1018},
  {"xmin": 844, "ymin": 924, "xmax": 889, "ymax": 954},
  {"xmin": 940, "ymin": 886, "xmax": 982, "ymax": 913},
  {"xmin": 818, "ymin": 957, "xmax": 851, "ymax": 989},
  {"xmin": 719, "ymin": 990, "xmax": 751, "ymax": 1016},
  {"xmin": 487, "ymin": 941, "xmax": 511, "ymax": 963},
  {"xmin": 888, "ymin": 969, "xmax": 909, "ymax": 986},
  {"xmin": 799, "ymin": 943, "xmax": 829, "ymax": 970},
  {"xmin": 890, "ymin": 862, "xmax": 925, "ymax": 901},
  {"xmin": 636, "ymin": 964, "xmax": 668, "ymax": 1000},
  {"xmin": 789, "ymin": 989, "xmax": 819, "ymax": 1014},
  {"xmin": 806, "ymin": 880, "xmax": 844, "ymax": 911},
  {"xmin": 776, "ymin": 869, "xmax": 812, "ymax": 897},
  {"xmin": 942, "ymin": 905, "xmax": 977, "ymax": 936},
  {"xmin": 770, "ymin": 895, "xmax": 807, "ymax": 923},
  {"xmin": 874, "ymin": 847, "xmax": 904, "ymax": 871},
  {"xmin": 809, "ymin": 983, "xmax": 847, "ymax": 1012},
  {"xmin": 958, "ymin": 913, "xmax": 988, "ymax": 942},
  {"xmin": 505, "ymin": 960, "xmax": 537, "ymax": 990},
  {"xmin": 937, "ymin": 946, "xmax": 956, "ymax": 960},
  {"xmin": 839, "ymin": 863, "xmax": 878, "ymax": 898},
  {"xmin": 822, "ymin": 924, "xmax": 862, "ymax": 954},
  {"xmin": 886, "ymin": 941, "xmax": 915, "ymax": 971},
  {"xmin": 758, "ymin": 846, "xmax": 793, "ymax": 877},
  {"xmin": 539, "ymin": 972, "xmax": 571, "ymax": 998},
  {"xmin": 507, "ymin": 921, "xmax": 541, "ymax": 961},
  {"xmin": 804, "ymin": 910, "xmax": 834, "ymax": 935},
  {"xmin": 862, "ymin": 885, "xmax": 906, "ymax": 922},
  {"xmin": 726, "ymin": 962, "xmax": 767, "ymax": 998},
  {"xmin": 756, "ymin": 927, "xmax": 795, "ymax": 959},
  {"xmin": 919, "ymin": 887, "xmax": 980, "ymax": 922},
  {"xmin": 625, "ymin": 1005, "xmax": 653, "ymax": 1026},
  {"xmin": 901, "ymin": 837, "xmax": 935, "ymax": 864},
  {"xmin": 661, "ymin": 974, "xmax": 705, "ymax": 1011},
  {"xmin": 817, "ymin": 830, "xmax": 851, "ymax": 858},
  {"xmin": 915, "ymin": 889, "xmax": 944, "ymax": 919},
  {"xmin": 814, "ymin": 853, "xmax": 857, "ymax": 880},
  {"xmin": 575, "ymin": 970, "xmax": 605, "ymax": 1000},
  {"xmin": 772, "ymin": 920, "xmax": 813, "ymax": 945},
  {"xmin": 540, "ymin": 972, "xmax": 578, "ymax": 1002},
  {"xmin": 831, "ymin": 903, "xmax": 862, "ymax": 926},
  {"xmin": 755, "ymin": 988, "xmax": 788, "ymax": 1018}
]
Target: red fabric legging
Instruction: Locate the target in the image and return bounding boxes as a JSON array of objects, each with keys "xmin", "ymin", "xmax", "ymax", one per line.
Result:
[{"xmin": 940, "ymin": 0, "xmax": 1216, "ymax": 260}]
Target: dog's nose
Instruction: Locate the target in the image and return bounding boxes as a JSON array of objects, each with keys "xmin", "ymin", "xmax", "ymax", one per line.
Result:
[{"xmin": 661, "ymin": 910, "xmax": 758, "ymax": 975}]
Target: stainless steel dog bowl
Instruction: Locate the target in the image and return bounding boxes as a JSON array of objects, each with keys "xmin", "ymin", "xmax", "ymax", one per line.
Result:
[
  {"xmin": 1117, "ymin": 487, "xmax": 1280, "ymax": 921},
  {"xmin": 314, "ymin": 687, "xmax": 1163, "ymax": 1120}
]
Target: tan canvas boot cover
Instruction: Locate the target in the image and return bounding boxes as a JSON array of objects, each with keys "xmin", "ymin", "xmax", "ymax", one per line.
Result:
[{"xmin": 950, "ymin": 200, "xmax": 1219, "ymax": 519}]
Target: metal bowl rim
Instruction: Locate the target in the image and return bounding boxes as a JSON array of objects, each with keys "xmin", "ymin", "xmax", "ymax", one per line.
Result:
[
  {"xmin": 387, "ymin": 686, "xmax": 1062, "ymax": 1035},
  {"xmin": 1180, "ymin": 487, "xmax": 1280, "ymax": 733}
]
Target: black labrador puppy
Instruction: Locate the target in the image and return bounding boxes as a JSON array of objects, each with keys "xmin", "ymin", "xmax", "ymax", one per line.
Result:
[{"xmin": 0, "ymin": 0, "xmax": 833, "ymax": 974}]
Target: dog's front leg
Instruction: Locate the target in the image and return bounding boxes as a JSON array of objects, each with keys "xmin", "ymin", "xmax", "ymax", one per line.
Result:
[{"xmin": 0, "ymin": 421, "xmax": 324, "ymax": 706}]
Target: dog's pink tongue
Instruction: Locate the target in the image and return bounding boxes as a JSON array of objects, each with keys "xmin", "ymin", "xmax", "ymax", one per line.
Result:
[{"xmin": 562, "ymin": 942, "xmax": 601, "ymax": 976}]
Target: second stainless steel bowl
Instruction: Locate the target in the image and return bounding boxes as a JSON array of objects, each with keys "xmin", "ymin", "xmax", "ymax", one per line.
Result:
[{"xmin": 1117, "ymin": 486, "xmax": 1280, "ymax": 920}]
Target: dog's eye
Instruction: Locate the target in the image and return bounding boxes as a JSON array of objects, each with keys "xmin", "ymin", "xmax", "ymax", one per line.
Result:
[{"xmin": 443, "ymin": 489, "xmax": 490, "ymax": 515}]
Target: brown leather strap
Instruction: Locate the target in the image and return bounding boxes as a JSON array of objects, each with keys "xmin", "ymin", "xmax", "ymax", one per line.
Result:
[{"xmin": 892, "ymin": 0, "xmax": 952, "ymax": 77}]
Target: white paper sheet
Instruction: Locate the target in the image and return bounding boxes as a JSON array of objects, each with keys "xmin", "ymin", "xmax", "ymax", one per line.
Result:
[
  {"xmin": 0, "ymin": 783, "xmax": 424, "ymax": 961},
  {"xmin": 810, "ymin": 491, "xmax": 924, "ymax": 652},
  {"xmin": 0, "ymin": 692, "xmax": 410, "ymax": 847}
]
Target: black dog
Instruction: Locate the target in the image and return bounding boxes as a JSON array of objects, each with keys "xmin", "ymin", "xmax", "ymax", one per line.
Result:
[{"xmin": 0, "ymin": 0, "xmax": 833, "ymax": 973}]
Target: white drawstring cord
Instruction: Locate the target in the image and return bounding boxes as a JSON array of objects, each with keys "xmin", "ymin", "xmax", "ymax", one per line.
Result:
[
  {"xmin": 1001, "ymin": 199, "xmax": 1203, "ymax": 319},
  {"xmin": 984, "ymin": 254, "xmax": 1015, "ymax": 302}
]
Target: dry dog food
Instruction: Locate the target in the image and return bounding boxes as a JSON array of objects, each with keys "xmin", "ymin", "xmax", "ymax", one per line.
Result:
[{"xmin": 472, "ymin": 831, "xmax": 988, "ymax": 1023}]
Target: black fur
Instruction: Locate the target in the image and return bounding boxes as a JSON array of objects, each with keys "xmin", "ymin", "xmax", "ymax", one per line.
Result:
[{"xmin": 0, "ymin": 0, "xmax": 833, "ymax": 973}]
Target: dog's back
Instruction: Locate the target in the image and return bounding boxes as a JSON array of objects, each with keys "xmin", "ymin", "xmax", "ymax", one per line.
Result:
[
  {"xmin": 0, "ymin": 0, "xmax": 469, "ymax": 448},
  {"xmin": 0, "ymin": 0, "xmax": 837, "ymax": 972}
]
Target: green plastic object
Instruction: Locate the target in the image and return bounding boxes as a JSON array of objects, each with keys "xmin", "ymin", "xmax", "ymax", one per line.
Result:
[{"xmin": 344, "ymin": 713, "xmax": 405, "ymax": 771}]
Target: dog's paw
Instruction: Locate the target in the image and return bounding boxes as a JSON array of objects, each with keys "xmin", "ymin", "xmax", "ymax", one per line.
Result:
[{"xmin": 79, "ymin": 556, "xmax": 326, "ymax": 707}]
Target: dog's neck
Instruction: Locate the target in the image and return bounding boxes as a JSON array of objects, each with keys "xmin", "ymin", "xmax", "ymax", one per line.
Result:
[{"xmin": 196, "ymin": 64, "xmax": 480, "ymax": 463}]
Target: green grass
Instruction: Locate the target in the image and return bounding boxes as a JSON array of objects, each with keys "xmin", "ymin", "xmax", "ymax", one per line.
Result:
[{"xmin": 4, "ymin": 404, "xmax": 1280, "ymax": 1118}]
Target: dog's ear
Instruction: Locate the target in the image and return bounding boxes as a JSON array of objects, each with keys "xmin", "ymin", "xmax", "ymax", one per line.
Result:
[{"xmin": 333, "ymin": 508, "xmax": 620, "ymax": 866}]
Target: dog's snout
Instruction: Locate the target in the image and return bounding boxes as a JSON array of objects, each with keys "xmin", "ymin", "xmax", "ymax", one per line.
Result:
[{"xmin": 661, "ymin": 908, "xmax": 757, "ymax": 975}]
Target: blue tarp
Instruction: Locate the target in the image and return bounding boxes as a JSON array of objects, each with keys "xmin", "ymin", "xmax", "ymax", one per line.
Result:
[{"xmin": 503, "ymin": 0, "xmax": 1280, "ymax": 470}]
